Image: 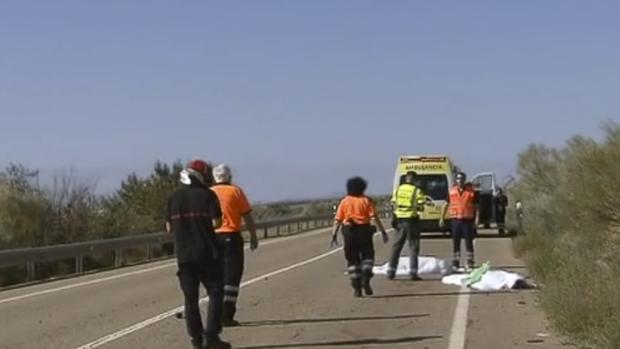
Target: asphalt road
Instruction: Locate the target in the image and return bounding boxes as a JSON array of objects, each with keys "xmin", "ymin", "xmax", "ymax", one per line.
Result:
[{"xmin": 0, "ymin": 228, "xmax": 572, "ymax": 349}]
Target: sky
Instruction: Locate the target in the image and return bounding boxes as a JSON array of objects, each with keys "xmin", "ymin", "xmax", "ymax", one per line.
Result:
[{"xmin": 1, "ymin": 1, "xmax": 619, "ymax": 201}]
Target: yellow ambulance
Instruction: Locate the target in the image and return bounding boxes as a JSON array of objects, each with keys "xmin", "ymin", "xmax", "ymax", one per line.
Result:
[{"xmin": 392, "ymin": 155, "xmax": 457, "ymax": 232}]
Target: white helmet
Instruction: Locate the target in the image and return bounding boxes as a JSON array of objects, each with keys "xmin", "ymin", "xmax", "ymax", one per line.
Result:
[{"xmin": 213, "ymin": 164, "xmax": 232, "ymax": 184}]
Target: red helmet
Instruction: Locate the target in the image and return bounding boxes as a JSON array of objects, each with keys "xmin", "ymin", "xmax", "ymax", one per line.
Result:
[
  {"xmin": 187, "ymin": 159, "xmax": 209, "ymax": 175},
  {"xmin": 186, "ymin": 159, "xmax": 212, "ymax": 184}
]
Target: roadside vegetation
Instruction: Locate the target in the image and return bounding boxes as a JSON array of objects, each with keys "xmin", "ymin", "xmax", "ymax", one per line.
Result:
[
  {"xmin": 510, "ymin": 122, "xmax": 620, "ymax": 349},
  {"xmin": 0, "ymin": 161, "xmax": 389, "ymax": 286}
]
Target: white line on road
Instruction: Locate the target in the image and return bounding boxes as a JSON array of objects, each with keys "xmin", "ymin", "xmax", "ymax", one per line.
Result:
[
  {"xmin": 74, "ymin": 246, "xmax": 344, "ymax": 349},
  {"xmin": 448, "ymin": 285, "xmax": 471, "ymax": 349},
  {"xmin": 0, "ymin": 263, "xmax": 175, "ymax": 306},
  {"xmin": 0, "ymin": 228, "xmax": 333, "ymax": 305}
]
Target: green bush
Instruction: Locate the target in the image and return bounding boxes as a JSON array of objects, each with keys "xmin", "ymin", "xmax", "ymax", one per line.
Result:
[
  {"xmin": 1, "ymin": 161, "xmax": 391, "ymax": 286},
  {"xmin": 511, "ymin": 122, "xmax": 620, "ymax": 349}
]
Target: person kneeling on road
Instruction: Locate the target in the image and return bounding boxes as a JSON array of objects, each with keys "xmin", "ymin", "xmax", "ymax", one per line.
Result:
[
  {"xmin": 331, "ymin": 176, "xmax": 389, "ymax": 298},
  {"xmin": 211, "ymin": 164, "xmax": 258, "ymax": 328},
  {"xmin": 166, "ymin": 159, "xmax": 231, "ymax": 349}
]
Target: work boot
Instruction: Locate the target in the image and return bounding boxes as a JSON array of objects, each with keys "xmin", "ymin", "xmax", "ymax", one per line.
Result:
[
  {"xmin": 191, "ymin": 336, "xmax": 203, "ymax": 349},
  {"xmin": 222, "ymin": 318, "xmax": 241, "ymax": 328},
  {"xmin": 361, "ymin": 275, "xmax": 374, "ymax": 296},
  {"xmin": 386, "ymin": 268, "xmax": 396, "ymax": 280},
  {"xmin": 410, "ymin": 273, "xmax": 423, "ymax": 281},
  {"xmin": 452, "ymin": 259, "xmax": 461, "ymax": 271},
  {"xmin": 353, "ymin": 287, "xmax": 362, "ymax": 298},
  {"xmin": 351, "ymin": 279, "xmax": 362, "ymax": 298},
  {"xmin": 204, "ymin": 336, "xmax": 232, "ymax": 349}
]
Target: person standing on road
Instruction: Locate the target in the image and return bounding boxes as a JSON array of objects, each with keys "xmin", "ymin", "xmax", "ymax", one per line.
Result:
[
  {"xmin": 440, "ymin": 172, "xmax": 479, "ymax": 271},
  {"xmin": 331, "ymin": 176, "xmax": 389, "ymax": 297},
  {"xmin": 166, "ymin": 159, "xmax": 231, "ymax": 349},
  {"xmin": 210, "ymin": 164, "xmax": 258, "ymax": 327},
  {"xmin": 494, "ymin": 187, "xmax": 508, "ymax": 235},
  {"xmin": 387, "ymin": 171, "xmax": 427, "ymax": 281}
]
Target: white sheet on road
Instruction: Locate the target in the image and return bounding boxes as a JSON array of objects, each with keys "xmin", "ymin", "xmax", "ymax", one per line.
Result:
[
  {"xmin": 373, "ymin": 256, "xmax": 528, "ymax": 291},
  {"xmin": 441, "ymin": 271, "xmax": 525, "ymax": 291},
  {"xmin": 372, "ymin": 256, "xmax": 453, "ymax": 276}
]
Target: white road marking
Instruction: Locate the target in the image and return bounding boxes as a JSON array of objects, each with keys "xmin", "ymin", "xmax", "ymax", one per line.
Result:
[
  {"xmin": 447, "ymin": 285, "xmax": 471, "ymax": 349},
  {"xmin": 74, "ymin": 247, "xmax": 344, "ymax": 349},
  {"xmin": 0, "ymin": 263, "xmax": 174, "ymax": 306},
  {"xmin": 0, "ymin": 227, "xmax": 333, "ymax": 305}
]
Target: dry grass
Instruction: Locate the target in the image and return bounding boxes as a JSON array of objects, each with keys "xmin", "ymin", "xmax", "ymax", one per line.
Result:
[{"xmin": 511, "ymin": 122, "xmax": 620, "ymax": 349}]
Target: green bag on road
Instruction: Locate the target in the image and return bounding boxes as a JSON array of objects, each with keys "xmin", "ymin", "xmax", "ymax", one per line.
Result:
[{"xmin": 466, "ymin": 261, "xmax": 491, "ymax": 286}]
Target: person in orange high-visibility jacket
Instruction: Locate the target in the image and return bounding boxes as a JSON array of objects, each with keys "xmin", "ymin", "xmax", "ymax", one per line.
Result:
[
  {"xmin": 331, "ymin": 176, "xmax": 389, "ymax": 298},
  {"xmin": 210, "ymin": 164, "xmax": 258, "ymax": 328},
  {"xmin": 440, "ymin": 172, "xmax": 479, "ymax": 270}
]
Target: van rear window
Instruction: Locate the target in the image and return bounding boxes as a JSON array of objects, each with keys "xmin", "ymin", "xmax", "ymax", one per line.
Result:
[{"xmin": 415, "ymin": 175, "xmax": 449, "ymax": 201}]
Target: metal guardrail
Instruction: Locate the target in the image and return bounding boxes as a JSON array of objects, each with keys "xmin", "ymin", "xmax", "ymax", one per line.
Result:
[{"xmin": 0, "ymin": 211, "xmax": 390, "ymax": 282}]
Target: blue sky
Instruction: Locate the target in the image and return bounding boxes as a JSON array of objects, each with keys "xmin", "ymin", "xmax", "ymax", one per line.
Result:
[{"xmin": 1, "ymin": 1, "xmax": 619, "ymax": 201}]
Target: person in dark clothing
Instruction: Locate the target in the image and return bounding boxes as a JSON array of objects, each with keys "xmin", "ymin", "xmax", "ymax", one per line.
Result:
[
  {"xmin": 166, "ymin": 159, "xmax": 231, "ymax": 349},
  {"xmin": 494, "ymin": 187, "xmax": 509, "ymax": 235}
]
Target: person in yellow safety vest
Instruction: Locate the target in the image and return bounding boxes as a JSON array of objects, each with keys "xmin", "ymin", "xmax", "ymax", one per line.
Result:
[{"xmin": 387, "ymin": 171, "xmax": 427, "ymax": 281}]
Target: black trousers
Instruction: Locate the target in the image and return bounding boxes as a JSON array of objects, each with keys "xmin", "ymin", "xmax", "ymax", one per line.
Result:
[
  {"xmin": 215, "ymin": 233, "xmax": 245, "ymax": 321},
  {"xmin": 177, "ymin": 259, "xmax": 224, "ymax": 341},
  {"xmin": 342, "ymin": 225, "xmax": 375, "ymax": 284},
  {"xmin": 496, "ymin": 208, "xmax": 506, "ymax": 226},
  {"xmin": 451, "ymin": 219, "xmax": 475, "ymax": 267},
  {"xmin": 389, "ymin": 218, "xmax": 421, "ymax": 275}
]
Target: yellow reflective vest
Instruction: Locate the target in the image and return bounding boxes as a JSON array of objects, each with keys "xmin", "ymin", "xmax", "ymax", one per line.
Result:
[{"xmin": 393, "ymin": 184, "xmax": 426, "ymax": 219}]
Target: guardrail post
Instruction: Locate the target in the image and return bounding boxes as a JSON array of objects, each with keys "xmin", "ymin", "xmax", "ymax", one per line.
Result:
[
  {"xmin": 75, "ymin": 256, "xmax": 84, "ymax": 274},
  {"xmin": 114, "ymin": 249, "xmax": 122, "ymax": 267},
  {"xmin": 263, "ymin": 227, "xmax": 268, "ymax": 239},
  {"xmin": 146, "ymin": 245, "xmax": 153, "ymax": 260},
  {"xmin": 276, "ymin": 225, "xmax": 280, "ymax": 236},
  {"xmin": 26, "ymin": 262, "xmax": 36, "ymax": 281}
]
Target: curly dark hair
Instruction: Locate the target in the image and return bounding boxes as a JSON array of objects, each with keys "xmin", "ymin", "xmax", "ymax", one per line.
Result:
[{"xmin": 346, "ymin": 176, "xmax": 367, "ymax": 196}]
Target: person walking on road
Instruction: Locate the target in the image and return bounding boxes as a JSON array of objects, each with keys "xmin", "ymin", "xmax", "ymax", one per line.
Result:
[
  {"xmin": 440, "ymin": 171, "xmax": 479, "ymax": 271},
  {"xmin": 387, "ymin": 171, "xmax": 427, "ymax": 281},
  {"xmin": 331, "ymin": 176, "xmax": 389, "ymax": 297},
  {"xmin": 494, "ymin": 187, "xmax": 508, "ymax": 235},
  {"xmin": 210, "ymin": 164, "xmax": 258, "ymax": 327},
  {"xmin": 166, "ymin": 159, "xmax": 231, "ymax": 349}
]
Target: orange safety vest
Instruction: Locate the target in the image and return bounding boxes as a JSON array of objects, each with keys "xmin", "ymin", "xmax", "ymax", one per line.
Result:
[{"xmin": 449, "ymin": 185, "xmax": 476, "ymax": 219}]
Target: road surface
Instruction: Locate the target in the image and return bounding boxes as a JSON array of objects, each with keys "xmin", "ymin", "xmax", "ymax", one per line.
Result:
[{"xmin": 0, "ymin": 228, "xmax": 572, "ymax": 349}]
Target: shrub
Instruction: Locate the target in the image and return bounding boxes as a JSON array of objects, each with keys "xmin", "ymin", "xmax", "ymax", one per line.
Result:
[{"xmin": 511, "ymin": 122, "xmax": 620, "ymax": 349}]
